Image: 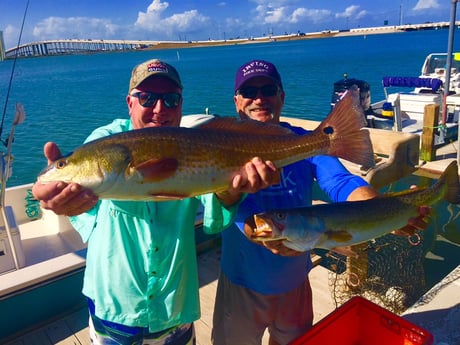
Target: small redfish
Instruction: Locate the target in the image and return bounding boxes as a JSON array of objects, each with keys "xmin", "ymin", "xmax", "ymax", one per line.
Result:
[
  {"xmin": 38, "ymin": 86, "xmax": 374, "ymax": 201},
  {"xmin": 248, "ymin": 161, "xmax": 460, "ymax": 252}
]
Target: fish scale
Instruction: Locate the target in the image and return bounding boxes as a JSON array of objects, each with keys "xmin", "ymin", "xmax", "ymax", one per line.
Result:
[
  {"xmin": 38, "ymin": 86, "xmax": 374, "ymax": 200},
  {"xmin": 250, "ymin": 160, "xmax": 460, "ymax": 253}
]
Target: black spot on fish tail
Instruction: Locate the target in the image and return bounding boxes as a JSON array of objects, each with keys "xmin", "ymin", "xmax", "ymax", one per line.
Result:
[{"xmin": 313, "ymin": 85, "xmax": 375, "ymax": 168}]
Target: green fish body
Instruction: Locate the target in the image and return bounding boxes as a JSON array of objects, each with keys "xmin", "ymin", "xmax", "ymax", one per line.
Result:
[{"xmin": 250, "ymin": 161, "xmax": 460, "ymax": 252}]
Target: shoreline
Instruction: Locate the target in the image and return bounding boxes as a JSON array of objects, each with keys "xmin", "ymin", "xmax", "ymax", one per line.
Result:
[
  {"xmin": 144, "ymin": 27, "xmax": 401, "ymax": 51},
  {"xmin": 142, "ymin": 24, "xmax": 445, "ymax": 51},
  {"xmin": 3, "ymin": 22, "xmax": 457, "ymax": 59}
]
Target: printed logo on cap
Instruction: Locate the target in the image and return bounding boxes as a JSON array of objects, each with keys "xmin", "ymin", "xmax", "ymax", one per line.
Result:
[{"xmin": 147, "ymin": 61, "xmax": 168, "ymax": 73}]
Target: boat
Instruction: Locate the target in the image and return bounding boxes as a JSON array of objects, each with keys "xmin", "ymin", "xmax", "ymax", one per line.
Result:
[
  {"xmin": 1, "ymin": 112, "xmax": 458, "ymax": 344},
  {"xmin": 0, "ymin": 104, "xmax": 87, "ymax": 340},
  {"xmin": 1, "ymin": 5, "xmax": 458, "ymax": 342},
  {"xmin": 331, "ymin": 52, "xmax": 460, "ymax": 149},
  {"xmin": 0, "ymin": 111, "xmax": 423, "ymax": 342}
]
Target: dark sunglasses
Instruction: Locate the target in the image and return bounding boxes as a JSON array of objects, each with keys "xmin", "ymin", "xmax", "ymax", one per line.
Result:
[
  {"xmin": 236, "ymin": 84, "xmax": 280, "ymax": 99},
  {"xmin": 130, "ymin": 92, "xmax": 182, "ymax": 108}
]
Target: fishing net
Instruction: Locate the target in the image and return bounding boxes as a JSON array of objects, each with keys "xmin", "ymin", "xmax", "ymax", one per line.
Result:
[{"xmin": 320, "ymin": 230, "xmax": 427, "ymax": 314}]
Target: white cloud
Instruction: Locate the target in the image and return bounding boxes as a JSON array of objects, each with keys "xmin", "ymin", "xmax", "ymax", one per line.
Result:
[
  {"xmin": 32, "ymin": 17, "xmax": 119, "ymax": 40},
  {"xmin": 265, "ymin": 7, "xmax": 288, "ymax": 24},
  {"xmin": 336, "ymin": 5, "xmax": 367, "ymax": 20},
  {"xmin": 254, "ymin": 3, "xmax": 327, "ymax": 25},
  {"xmin": 135, "ymin": 0, "xmax": 169, "ymax": 26},
  {"xmin": 2, "ymin": 24, "xmax": 20, "ymax": 48},
  {"xmin": 289, "ymin": 8, "xmax": 332, "ymax": 24},
  {"xmin": 413, "ymin": 0, "xmax": 440, "ymax": 11},
  {"xmin": 134, "ymin": 0, "xmax": 209, "ymax": 37}
]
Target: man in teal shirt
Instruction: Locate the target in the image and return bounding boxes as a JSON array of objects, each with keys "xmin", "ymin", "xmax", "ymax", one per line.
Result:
[{"xmin": 32, "ymin": 59, "xmax": 278, "ymax": 345}]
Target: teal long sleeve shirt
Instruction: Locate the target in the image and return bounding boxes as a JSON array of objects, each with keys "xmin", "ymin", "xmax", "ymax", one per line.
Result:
[{"xmin": 69, "ymin": 119, "xmax": 238, "ymax": 332}]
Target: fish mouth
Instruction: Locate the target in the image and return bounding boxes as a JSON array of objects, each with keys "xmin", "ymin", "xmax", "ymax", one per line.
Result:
[{"xmin": 250, "ymin": 214, "xmax": 286, "ymax": 242}]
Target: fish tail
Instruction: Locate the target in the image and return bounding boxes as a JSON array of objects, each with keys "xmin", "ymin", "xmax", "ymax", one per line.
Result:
[
  {"xmin": 314, "ymin": 85, "xmax": 375, "ymax": 168},
  {"xmin": 440, "ymin": 160, "xmax": 460, "ymax": 204}
]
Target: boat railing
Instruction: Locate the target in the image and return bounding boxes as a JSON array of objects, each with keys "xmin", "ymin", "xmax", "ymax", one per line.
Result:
[
  {"xmin": 0, "ymin": 104, "xmax": 25, "ymax": 273},
  {"xmin": 381, "ymin": 76, "xmax": 443, "ymax": 131},
  {"xmin": 382, "ymin": 76, "xmax": 443, "ymax": 98}
]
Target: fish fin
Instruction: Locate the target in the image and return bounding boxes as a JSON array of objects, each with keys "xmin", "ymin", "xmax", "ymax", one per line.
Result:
[
  {"xmin": 196, "ymin": 117, "xmax": 294, "ymax": 136},
  {"xmin": 405, "ymin": 160, "xmax": 460, "ymax": 206},
  {"xmin": 330, "ymin": 246, "xmax": 359, "ymax": 258},
  {"xmin": 325, "ymin": 230, "xmax": 353, "ymax": 242},
  {"xmin": 313, "ymin": 85, "xmax": 375, "ymax": 168},
  {"xmin": 440, "ymin": 160, "xmax": 460, "ymax": 204},
  {"xmin": 132, "ymin": 158, "xmax": 179, "ymax": 182}
]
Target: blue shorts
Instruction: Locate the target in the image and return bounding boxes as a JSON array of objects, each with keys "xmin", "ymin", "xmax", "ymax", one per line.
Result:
[{"xmin": 88, "ymin": 299, "xmax": 195, "ymax": 345}]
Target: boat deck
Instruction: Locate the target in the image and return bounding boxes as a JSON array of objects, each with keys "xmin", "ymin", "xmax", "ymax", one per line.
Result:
[
  {"xmin": 3, "ymin": 138, "xmax": 459, "ymax": 345},
  {"xmin": 3, "ymin": 247, "xmax": 335, "ymax": 345}
]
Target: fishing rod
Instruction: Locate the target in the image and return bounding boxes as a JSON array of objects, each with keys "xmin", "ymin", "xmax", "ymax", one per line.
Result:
[
  {"xmin": 0, "ymin": 0, "xmax": 29, "ymax": 271},
  {"xmin": 0, "ymin": 0, "xmax": 30, "ymax": 146}
]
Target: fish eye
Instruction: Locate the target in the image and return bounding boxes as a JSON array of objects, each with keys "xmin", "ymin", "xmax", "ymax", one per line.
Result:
[
  {"xmin": 274, "ymin": 212, "xmax": 286, "ymax": 220},
  {"xmin": 56, "ymin": 160, "xmax": 67, "ymax": 169}
]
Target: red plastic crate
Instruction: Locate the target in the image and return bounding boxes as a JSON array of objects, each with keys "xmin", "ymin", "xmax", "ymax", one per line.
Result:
[{"xmin": 291, "ymin": 296, "xmax": 434, "ymax": 345}]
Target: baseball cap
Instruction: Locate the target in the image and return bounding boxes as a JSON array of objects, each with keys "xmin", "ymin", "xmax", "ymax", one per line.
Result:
[
  {"xmin": 234, "ymin": 59, "xmax": 283, "ymax": 92},
  {"xmin": 129, "ymin": 59, "xmax": 182, "ymax": 92}
]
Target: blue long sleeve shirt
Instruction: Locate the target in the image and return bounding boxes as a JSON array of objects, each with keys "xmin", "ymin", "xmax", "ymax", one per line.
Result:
[{"xmin": 220, "ymin": 122, "xmax": 369, "ymax": 294}]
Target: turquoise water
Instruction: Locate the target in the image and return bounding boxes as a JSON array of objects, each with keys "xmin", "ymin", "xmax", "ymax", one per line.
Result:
[
  {"xmin": 1, "ymin": 29, "xmax": 460, "ymax": 187},
  {"xmin": 0, "ymin": 28, "xmax": 459, "ymax": 302}
]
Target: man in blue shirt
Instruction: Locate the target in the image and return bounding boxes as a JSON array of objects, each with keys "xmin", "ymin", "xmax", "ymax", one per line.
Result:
[
  {"xmin": 32, "ymin": 58, "xmax": 278, "ymax": 345},
  {"xmin": 212, "ymin": 60, "xmax": 380, "ymax": 345}
]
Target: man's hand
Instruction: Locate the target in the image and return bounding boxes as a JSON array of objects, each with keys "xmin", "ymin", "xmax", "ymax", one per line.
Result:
[
  {"xmin": 260, "ymin": 239, "xmax": 305, "ymax": 256},
  {"xmin": 392, "ymin": 205, "xmax": 432, "ymax": 236},
  {"xmin": 231, "ymin": 157, "xmax": 280, "ymax": 194},
  {"xmin": 242, "ymin": 216, "xmax": 303, "ymax": 256},
  {"xmin": 32, "ymin": 142, "xmax": 98, "ymax": 216},
  {"xmin": 216, "ymin": 157, "xmax": 280, "ymax": 206}
]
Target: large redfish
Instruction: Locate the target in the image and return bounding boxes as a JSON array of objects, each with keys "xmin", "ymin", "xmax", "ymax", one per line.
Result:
[
  {"xmin": 37, "ymin": 86, "xmax": 374, "ymax": 201},
  {"xmin": 248, "ymin": 161, "xmax": 460, "ymax": 252}
]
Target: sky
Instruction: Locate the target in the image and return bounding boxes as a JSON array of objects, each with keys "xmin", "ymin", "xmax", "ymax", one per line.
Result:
[{"xmin": 0, "ymin": 0, "xmax": 454, "ymax": 49}]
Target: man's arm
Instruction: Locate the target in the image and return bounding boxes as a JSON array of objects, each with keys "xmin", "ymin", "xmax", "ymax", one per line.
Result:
[{"xmin": 346, "ymin": 185, "xmax": 379, "ymax": 201}]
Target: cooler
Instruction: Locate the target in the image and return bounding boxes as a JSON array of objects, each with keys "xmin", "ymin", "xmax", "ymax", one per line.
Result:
[
  {"xmin": 291, "ymin": 296, "xmax": 433, "ymax": 345},
  {"xmin": 391, "ymin": 93, "xmax": 442, "ymax": 119}
]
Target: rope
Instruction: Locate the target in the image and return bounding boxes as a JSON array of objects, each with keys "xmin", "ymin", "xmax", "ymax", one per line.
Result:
[
  {"xmin": 422, "ymin": 124, "xmax": 448, "ymax": 129},
  {"xmin": 25, "ymin": 188, "xmax": 41, "ymax": 219}
]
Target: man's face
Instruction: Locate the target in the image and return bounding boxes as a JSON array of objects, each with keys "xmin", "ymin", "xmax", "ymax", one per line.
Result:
[
  {"xmin": 127, "ymin": 76, "xmax": 183, "ymax": 129},
  {"xmin": 234, "ymin": 76, "xmax": 284, "ymax": 124}
]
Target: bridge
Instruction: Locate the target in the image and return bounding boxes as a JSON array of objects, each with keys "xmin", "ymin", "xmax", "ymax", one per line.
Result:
[{"xmin": 2, "ymin": 39, "xmax": 165, "ymax": 59}]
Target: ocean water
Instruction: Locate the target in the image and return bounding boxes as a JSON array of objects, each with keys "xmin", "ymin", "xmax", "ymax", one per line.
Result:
[
  {"xmin": 1, "ymin": 28, "xmax": 459, "ymax": 300},
  {"xmin": 1, "ymin": 29, "xmax": 460, "ymax": 187}
]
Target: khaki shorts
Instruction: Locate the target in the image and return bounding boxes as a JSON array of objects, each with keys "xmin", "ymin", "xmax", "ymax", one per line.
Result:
[{"xmin": 212, "ymin": 271, "xmax": 313, "ymax": 345}]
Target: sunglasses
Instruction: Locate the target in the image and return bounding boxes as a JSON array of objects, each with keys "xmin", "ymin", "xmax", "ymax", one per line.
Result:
[
  {"xmin": 130, "ymin": 92, "xmax": 182, "ymax": 108},
  {"xmin": 236, "ymin": 84, "xmax": 280, "ymax": 99}
]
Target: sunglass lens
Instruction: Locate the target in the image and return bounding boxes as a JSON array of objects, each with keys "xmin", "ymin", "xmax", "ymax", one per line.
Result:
[
  {"xmin": 261, "ymin": 85, "xmax": 278, "ymax": 97},
  {"xmin": 240, "ymin": 87, "xmax": 258, "ymax": 99},
  {"xmin": 238, "ymin": 85, "xmax": 278, "ymax": 99},
  {"xmin": 163, "ymin": 93, "xmax": 181, "ymax": 108}
]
